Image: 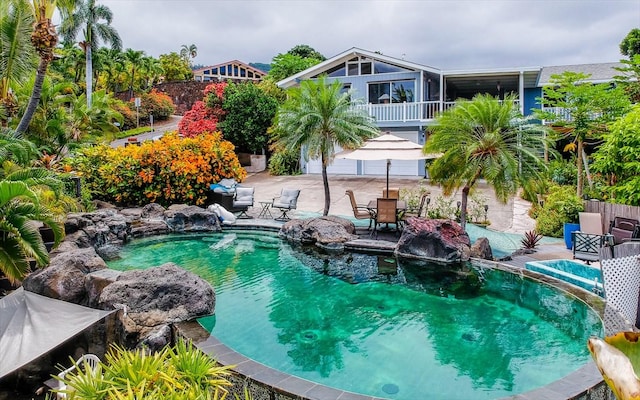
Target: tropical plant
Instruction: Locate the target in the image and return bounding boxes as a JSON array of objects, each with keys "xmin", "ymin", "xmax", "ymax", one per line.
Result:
[
  {"xmin": 121, "ymin": 48, "xmax": 144, "ymax": 100},
  {"xmin": 15, "ymin": 0, "xmax": 59, "ymax": 134},
  {"xmin": 520, "ymin": 230, "xmax": 543, "ymax": 250},
  {"xmin": 273, "ymin": 75, "xmax": 379, "ymax": 216},
  {"xmin": 425, "ymin": 195, "xmax": 457, "ymax": 220},
  {"xmin": 68, "ymin": 132, "xmax": 246, "ymax": 206},
  {"xmin": 59, "ymin": 0, "xmax": 122, "ymax": 108},
  {"xmin": 54, "ymin": 339, "xmax": 237, "ymax": 399},
  {"xmin": 267, "ymin": 53, "xmax": 322, "ymax": 83},
  {"xmin": 620, "ymin": 28, "xmax": 640, "ymax": 58},
  {"xmin": 614, "ymin": 54, "xmax": 640, "ymax": 103},
  {"xmin": 0, "ymin": 180, "xmax": 64, "ymax": 283},
  {"xmin": 533, "ymin": 184, "xmax": 584, "ymax": 237},
  {"xmin": 179, "ymin": 43, "xmax": 197, "ymax": 64},
  {"xmin": 178, "ymin": 100, "xmax": 219, "ymax": 138},
  {"xmin": 159, "ymin": 52, "xmax": 192, "ymax": 82},
  {"xmin": 219, "ymin": 82, "xmax": 278, "ymax": 154},
  {"xmin": 425, "ymin": 93, "xmax": 550, "ymax": 229},
  {"xmin": 534, "ymin": 71, "xmax": 631, "ymax": 197}
]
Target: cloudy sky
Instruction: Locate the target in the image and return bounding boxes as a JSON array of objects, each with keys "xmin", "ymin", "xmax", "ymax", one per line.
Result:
[{"xmin": 87, "ymin": 0, "xmax": 638, "ymax": 70}]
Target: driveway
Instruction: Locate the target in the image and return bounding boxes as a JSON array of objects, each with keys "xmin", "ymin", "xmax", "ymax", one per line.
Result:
[{"xmin": 110, "ymin": 115, "xmax": 181, "ymax": 148}]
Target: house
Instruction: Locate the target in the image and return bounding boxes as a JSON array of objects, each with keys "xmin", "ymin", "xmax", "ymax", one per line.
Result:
[
  {"xmin": 277, "ymin": 47, "xmax": 622, "ymax": 177},
  {"xmin": 193, "ymin": 60, "xmax": 267, "ymax": 83}
]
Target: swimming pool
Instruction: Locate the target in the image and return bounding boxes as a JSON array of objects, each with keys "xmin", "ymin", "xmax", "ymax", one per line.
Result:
[
  {"xmin": 525, "ymin": 259, "xmax": 604, "ymax": 296},
  {"xmin": 108, "ymin": 231, "xmax": 603, "ymax": 400}
]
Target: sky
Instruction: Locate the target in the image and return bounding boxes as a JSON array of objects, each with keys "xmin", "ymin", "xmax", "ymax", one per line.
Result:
[{"xmin": 80, "ymin": 0, "xmax": 640, "ymax": 71}]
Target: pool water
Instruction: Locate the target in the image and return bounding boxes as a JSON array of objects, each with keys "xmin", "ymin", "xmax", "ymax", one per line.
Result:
[
  {"xmin": 525, "ymin": 259, "xmax": 604, "ymax": 296},
  {"xmin": 108, "ymin": 232, "xmax": 602, "ymax": 400}
]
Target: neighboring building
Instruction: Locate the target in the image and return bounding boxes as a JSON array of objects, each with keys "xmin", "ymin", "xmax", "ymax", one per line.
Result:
[
  {"xmin": 277, "ymin": 47, "xmax": 622, "ymax": 177},
  {"xmin": 193, "ymin": 60, "xmax": 267, "ymax": 83}
]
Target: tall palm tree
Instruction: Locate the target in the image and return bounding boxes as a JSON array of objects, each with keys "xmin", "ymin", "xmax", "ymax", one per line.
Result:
[
  {"xmin": 15, "ymin": 0, "xmax": 59, "ymax": 134},
  {"xmin": 59, "ymin": 0, "xmax": 121, "ymax": 108},
  {"xmin": 274, "ymin": 76, "xmax": 379, "ymax": 216},
  {"xmin": 179, "ymin": 43, "xmax": 197, "ymax": 64},
  {"xmin": 123, "ymin": 48, "xmax": 144, "ymax": 99},
  {"xmin": 0, "ymin": 0, "xmax": 35, "ymax": 124},
  {"xmin": 424, "ymin": 93, "xmax": 549, "ymax": 228},
  {"xmin": 0, "ymin": 180, "xmax": 63, "ymax": 283}
]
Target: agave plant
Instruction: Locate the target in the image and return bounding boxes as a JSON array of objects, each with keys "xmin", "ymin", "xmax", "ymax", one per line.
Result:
[
  {"xmin": 520, "ymin": 230, "xmax": 543, "ymax": 250},
  {"xmin": 588, "ymin": 332, "xmax": 640, "ymax": 400}
]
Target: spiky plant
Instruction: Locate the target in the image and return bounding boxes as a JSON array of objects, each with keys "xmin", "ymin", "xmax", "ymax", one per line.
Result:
[{"xmin": 520, "ymin": 230, "xmax": 543, "ymax": 250}]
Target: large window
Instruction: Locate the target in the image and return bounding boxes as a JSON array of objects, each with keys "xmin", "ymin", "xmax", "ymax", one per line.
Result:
[{"xmin": 368, "ymin": 80, "xmax": 415, "ymax": 104}]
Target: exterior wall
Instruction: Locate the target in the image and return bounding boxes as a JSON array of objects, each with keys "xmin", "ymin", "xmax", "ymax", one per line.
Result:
[{"xmin": 523, "ymin": 87, "xmax": 542, "ymax": 116}]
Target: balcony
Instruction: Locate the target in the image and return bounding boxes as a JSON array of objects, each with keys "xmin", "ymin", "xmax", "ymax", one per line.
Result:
[{"xmin": 355, "ymin": 100, "xmax": 520, "ymax": 124}]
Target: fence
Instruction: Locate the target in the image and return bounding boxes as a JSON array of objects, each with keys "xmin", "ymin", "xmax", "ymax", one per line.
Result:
[{"xmin": 584, "ymin": 200, "xmax": 640, "ymax": 228}]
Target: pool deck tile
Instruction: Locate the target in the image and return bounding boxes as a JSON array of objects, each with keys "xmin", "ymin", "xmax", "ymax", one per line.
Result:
[
  {"xmin": 276, "ymin": 376, "xmax": 317, "ymax": 396},
  {"xmin": 250, "ymin": 367, "xmax": 292, "ymax": 387},
  {"xmin": 303, "ymin": 383, "xmax": 347, "ymax": 400}
]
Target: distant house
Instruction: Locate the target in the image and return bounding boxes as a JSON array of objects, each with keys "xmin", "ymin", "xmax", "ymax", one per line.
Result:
[
  {"xmin": 193, "ymin": 60, "xmax": 267, "ymax": 83},
  {"xmin": 277, "ymin": 47, "xmax": 622, "ymax": 177}
]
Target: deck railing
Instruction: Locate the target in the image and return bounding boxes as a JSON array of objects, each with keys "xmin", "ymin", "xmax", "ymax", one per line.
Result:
[{"xmin": 355, "ymin": 100, "xmax": 520, "ymax": 123}]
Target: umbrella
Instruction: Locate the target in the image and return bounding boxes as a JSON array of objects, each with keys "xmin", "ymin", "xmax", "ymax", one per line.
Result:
[{"xmin": 335, "ymin": 133, "xmax": 441, "ymax": 196}]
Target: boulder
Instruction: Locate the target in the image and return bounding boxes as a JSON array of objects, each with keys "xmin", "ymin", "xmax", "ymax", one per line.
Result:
[
  {"xmin": 140, "ymin": 203, "xmax": 165, "ymax": 219},
  {"xmin": 98, "ymin": 263, "xmax": 215, "ymax": 346},
  {"xmin": 85, "ymin": 269, "xmax": 122, "ymax": 308},
  {"xmin": 23, "ymin": 247, "xmax": 107, "ymax": 304},
  {"xmin": 279, "ymin": 216, "xmax": 357, "ymax": 246},
  {"xmin": 469, "ymin": 237, "xmax": 493, "ymax": 260},
  {"xmin": 163, "ymin": 205, "xmax": 220, "ymax": 232},
  {"xmin": 130, "ymin": 219, "xmax": 170, "ymax": 237},
  {"xmin": 395, "ymin": 218, "xmax": 471, "ymax": 263}
]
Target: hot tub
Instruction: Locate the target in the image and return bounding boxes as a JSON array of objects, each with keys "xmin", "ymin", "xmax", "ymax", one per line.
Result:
[{"xmin": 524, "ymin": 259, "xmax": 604, "ymax": 296}]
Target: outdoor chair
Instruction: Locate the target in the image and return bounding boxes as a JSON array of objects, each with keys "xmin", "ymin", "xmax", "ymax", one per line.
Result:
[
  {"xmin": 402, "ymin": 192, "xmax": 430, "ymax": 219},
  {"xmin": 372, "ymin": 198, "xmax": 400, "ymax": 238},
  {"xmin": 572, "ymin": 212, "xmax": 612, "ymax": 264},
  {"xmin": 272, "ymin": 189, "xmax": 300, "ymax": 221},
  {"xmin": 57, "ymin": 354, "xmax": 101, "ymax": 399},
  {"xmin": 232, "ymin": 187, "xmax": 254, "ymax": 219},
  {"xmin": 609, "ymin": 216, "xmax": 640, "ymax": 245},
  {"xmin": 346, "ymin": 190, "xmax": 374, "ymax": 230}
]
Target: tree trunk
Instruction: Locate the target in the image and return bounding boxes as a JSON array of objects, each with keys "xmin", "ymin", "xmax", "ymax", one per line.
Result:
[
  {"xmin": 86, "ymin": 44, "xmax": 92, "ymax": 108},
  {"xmin": 576, "ymin": 138, "xmax": 584, "ymax": 198},
  {"xmin": 16, "ymin": 58, "xmax": 49, "ymax": 133},
  {"xmin": 460, "ymin": 186, "xmax": 470, "ymax": 229},
  {"xmin": 321, "ymin": 154, "xmax": 330, "ymax": 216}
]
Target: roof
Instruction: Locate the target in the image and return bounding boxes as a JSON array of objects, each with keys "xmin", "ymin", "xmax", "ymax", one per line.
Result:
[
  {"xmin": 277, "ymin": 47, "xmax": 442, "ymax": 88},
  {"xmin": 0, "ymin": 288, "xmax": 114, "ymax": 379},
  {"xmin": 193, "ymin": 60, "xmax": 267, "ymax": 80},
  {"xmin": 537, "ymin": 62, "xmax": 624, "ymax": 85}
]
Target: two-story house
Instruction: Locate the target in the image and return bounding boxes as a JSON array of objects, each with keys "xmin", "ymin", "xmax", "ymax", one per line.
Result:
[{"xmin": 277, "ymin": 47, "xmax": 622, "ymax": 178}]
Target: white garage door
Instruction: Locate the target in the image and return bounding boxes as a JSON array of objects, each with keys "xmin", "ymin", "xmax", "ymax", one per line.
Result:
[
  {"xmin": 305, "ymin": 157, "xmax": 357, "ymax": 175},
  {"xmin": 363, "ymin": 131, "xmax": 421, "ymax": 177}
]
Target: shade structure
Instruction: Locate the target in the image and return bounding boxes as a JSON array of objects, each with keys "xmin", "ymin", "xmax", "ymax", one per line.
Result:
[
  {"xmin": 335, "ymin": 134, "xmax": 441, "ymax": 195},
  {"xmin": 0, "ymin": 287, "xmax": 114, "ymax": 379}
]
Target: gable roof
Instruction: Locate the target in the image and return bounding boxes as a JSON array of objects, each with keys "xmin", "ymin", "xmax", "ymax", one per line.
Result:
[
  {"xmin": 277, "ymin": 47, "xmax": 441, "ymax": 88},
  {"xmin": 193, "ymin": 60, "xmax": 267, "ymax": 81},
  {"xmin": 537, "ymin": 62, "xmax": 624, "ymax": 85}
]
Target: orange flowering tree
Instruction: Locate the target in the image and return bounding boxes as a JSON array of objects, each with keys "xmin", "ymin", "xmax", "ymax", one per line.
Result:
[{"xmin": 69, "ymin": 132, "xmax": 246, "ymax": 206}]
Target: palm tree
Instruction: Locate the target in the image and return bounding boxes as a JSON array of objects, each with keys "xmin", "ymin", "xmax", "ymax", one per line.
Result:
[
  {"xmin": 179, "ymin": 43, "xmax": 197, "ymax": 64},
  {"xmin": 0, "ymin": 180, "xmax": 63, "ymax": 283},
  {"xmin": 59, "ymin": 0, "xmax": 121, "ymax": 108},
  {"xmin": 123, "ymin": 48, "xmax": 144, "ymax": 99},
  {"xmin": 0, "ymin": 0, "xmax": 35, "ymax": 124},
  {"xmin": 424, "ymin": 93, "xmax": 549, "ymax": 229},
  {"xmin": 274, "ymin": 76, "xmax": 379, "ymax": 216},
  {"xmin": 15, "ymin": 0, "xmax": 59, "ymax": 134}
]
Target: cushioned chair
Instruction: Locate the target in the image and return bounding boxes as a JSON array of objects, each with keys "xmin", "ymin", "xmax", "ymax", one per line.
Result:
[
  {"xmin": 572, "ymin": 212, "xmax": 612, "ymax": 264},
  {"xmin": 609, "ymin": 216, "xmax": 640, "ymax": 245},
  {"xmin": 346, "ymin": 190, "xmax": 374, "ymax": 230},
  {"xmin": 272, "ymin": 189, "xmax": 300, "ymax": 221},
  {"xmin": 232, "ymin": 187, "xmax": 254, "ymax": 219}
]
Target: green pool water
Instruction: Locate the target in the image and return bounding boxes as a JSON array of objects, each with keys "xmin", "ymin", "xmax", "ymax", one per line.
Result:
[{"xmin": 108, "ymin": 231, "xmax": 603, "ymax": 400}]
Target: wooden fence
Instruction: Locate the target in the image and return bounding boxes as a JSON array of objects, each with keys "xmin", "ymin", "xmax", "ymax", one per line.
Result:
[{"xmin": 584, "ymin": 200, "xmax": 640, "ymax": 230}]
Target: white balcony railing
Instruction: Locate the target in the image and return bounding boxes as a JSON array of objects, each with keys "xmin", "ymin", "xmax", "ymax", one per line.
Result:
[{"xmin": 355, "ymin": 100, "xmax": 520, "ymax": 123}]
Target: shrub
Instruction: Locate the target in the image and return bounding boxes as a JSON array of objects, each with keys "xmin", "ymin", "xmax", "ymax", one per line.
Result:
[
  {"xmin": 111, "ymin": 99, "xmax": 137, "ymax": 130},
  {"xmin": 426, "ymin": 195, "xmax": 457, "ymax": 219},
  {"xmin": 268, "ymin": 147, "xmax": 301, "ymax": 175},
  {"xmin": 128, "ymin": 89, "xmax": 176, "ymax": 125},
  {"xmin": 534, "ymin": 185, "xmax": 584, "ymax": 237},
  {"xmin": 68, "ymin": 132, "xmax": 246, "ymax": 206},
  {"xmin": 178, "ymin": 101, "xmax": 219, "ymax": 138}
]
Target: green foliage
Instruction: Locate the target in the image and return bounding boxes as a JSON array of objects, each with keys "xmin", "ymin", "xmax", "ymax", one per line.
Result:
[
  {"xmin": 400, "ymin": 182, "xmax": 430, "ymax": 212},
  {"xmin": 467, "ymin": 192, "xmax": 490, "ymax": 224},
  {"xmin": 520, "ymin": 230, "xmax": 543, "ymax": 249},
  {"xmin": 620, "ymin": 28, "xmax": 640, "ymax": 58},
  {"xmin": 287, "ymin": 44, "xmax": 325, "ymax": 61},
  {"xmin": 114, "ymin": 126, "xmax": 151, "ymax": 140},
  {"xmin": 267, "ymin": 147, "xmax": 300, "ymax": 176},
  {"xmin": 614, "ymin": 55, "xmax": 640, "ymax": 103},
  {"xmin": 55, "ymin": 340, "xmax": 237, "ymax": 399},
  {"xmin": 132, "ymin": 89, "xmax": 176, "ymax": 122},
  {"xmin": 592, "ymin": 104, "xmax": 640, "ymax": 205},
  {"xmin": 426, "ymin": 93, "xmax": 549, "ymax": 228},
  {"xmin": 219, "ymin": 82, "xmax": 278, "ymax": 154},
  {"xmin": 425, "ymin": 195, "xmax": 457, "ymax": 220},
  {"xmin": 534, "ymin": 185, "xmax": 584, "ymax": 237},
  {"xmin": 268, "ymin": 53, "xmax": 322, "ymax": 82},
  {"xmin": 547, "ymin": 158, "xmax": 578, "ymax": 186},
  {"xmin": 159, "ymin": 52, "xmax": 193, "ymax": 82}
]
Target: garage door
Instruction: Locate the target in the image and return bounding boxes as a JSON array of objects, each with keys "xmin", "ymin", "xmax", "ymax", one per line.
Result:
[{"xmin": 305, "ymin": 157, "xmax": 357, "ymax": 175}]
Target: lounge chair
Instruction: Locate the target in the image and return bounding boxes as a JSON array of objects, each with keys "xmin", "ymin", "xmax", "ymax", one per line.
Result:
[
  {"xmin": 57, "ymin": 354, "xmax": 101, "ymax": 399},
  {"xmin": 371, "ymin": 198, "xmax": 400, "ymax": 238},
  {"xmin": 272, "ymin": 189, "xmax": 300, "ymax": 221},
  {"xmin": 232, "ymin": 187, "xmax": 254, "ymax": 219},
  {"xmin": 346, "ymin": 190, "xmax": 374, "ymax": 230}
]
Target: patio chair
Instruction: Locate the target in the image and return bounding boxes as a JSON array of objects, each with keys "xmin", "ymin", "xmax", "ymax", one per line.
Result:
[
  {"xmin": 609, "ymin": 216, "xmax": 640, "ymax": 245},
  {"xmin": 57, "ymin": 354, "xmax": 101, "ymax": 399},
  {"xmin": 403, "ymin": 192, "xmax": 430, "ymax": 219},
  {"xmin": 231, "ymin": 187, "xmax": 254, "ymax": 219},
  {"xmin": 346, "ymin": 190, "xmax": 374, "ymax": 230},
  {"xmin": 372, "ymin": 198, "xmax": 400, "ymax": 238},
  {"xmin": 572, "ymin": 212, "xmax": 613, "ymax": 264},
  {"xmin": 272, "ymin": 189, "xmax": 300, "ymax": 221}
]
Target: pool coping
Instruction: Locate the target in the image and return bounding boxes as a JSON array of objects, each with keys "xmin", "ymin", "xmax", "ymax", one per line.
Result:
[{"xmin": 172, "ymin": 222, "xmax": 630, "ymax": 400}]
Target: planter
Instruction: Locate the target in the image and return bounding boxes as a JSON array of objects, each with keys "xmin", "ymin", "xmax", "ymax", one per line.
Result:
[{"xmin": 563, "ymin": 222, "xmax": 581, "ymax": 250}]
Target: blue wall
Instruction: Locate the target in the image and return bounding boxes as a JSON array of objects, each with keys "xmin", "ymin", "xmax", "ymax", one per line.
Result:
[{"xmin": 523, "ymin": 87, "xmax": 542, "ymax": 116}]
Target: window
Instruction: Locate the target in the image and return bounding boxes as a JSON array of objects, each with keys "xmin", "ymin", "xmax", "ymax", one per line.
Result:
[
  {"xmin": 368, "ymin": 80, "xmax": 415, "ymax": 104},
  {"xmin": 325, "ymin": 64, "xmax": 346, "ymax": 77},
  {"xmin": 347, "ymin": 63, "xmax": 359, "ymax": 76},
  {"xmin": 368, "ymin": 83, "xmax": 391, "ymax": 104},
  {"xmin": 392, "ymin": 80, "xmax": 415, "ymax": 103},
  {"xmin": 361, "ymin": 62, "xmax": 372, "ymax": 75}
]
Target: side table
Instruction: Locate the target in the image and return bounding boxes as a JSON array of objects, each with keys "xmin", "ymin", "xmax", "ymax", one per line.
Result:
[{"xmin": 258, "ymin": 201, "xmax": 273, "ymax": 219}]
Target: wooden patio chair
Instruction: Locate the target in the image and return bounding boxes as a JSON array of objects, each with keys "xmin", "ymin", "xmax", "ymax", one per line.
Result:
[
  {"xmin": 372, "ymin": 198, "xmax": 400, "ymax": 238},
  {"xmin": 346, "ymin": 190, "xmax": 374, "ymax": 230}
]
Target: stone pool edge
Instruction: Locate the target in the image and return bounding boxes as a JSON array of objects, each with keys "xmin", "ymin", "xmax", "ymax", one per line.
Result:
[{"xmin": 173, "ymin": 222, "xmax": 627, "ymax": 400}]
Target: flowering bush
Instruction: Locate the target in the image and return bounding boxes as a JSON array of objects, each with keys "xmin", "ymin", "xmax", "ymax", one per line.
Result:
[
  {"xmin": 126, "ymin": 89, "xmax": 176, "ymax": 127},
  {"xmin": 178, "ymin": 101, "xmax": 219, "ymax": 138},
  {"xmin": 68, "ymin": 132, "xmax": 246, "ymax": 206}
]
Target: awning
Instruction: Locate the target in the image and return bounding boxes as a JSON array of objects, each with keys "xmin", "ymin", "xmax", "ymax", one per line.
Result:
[{"xmin": 0, "ymin": 287, "xmax": 114, "ymax": 379}]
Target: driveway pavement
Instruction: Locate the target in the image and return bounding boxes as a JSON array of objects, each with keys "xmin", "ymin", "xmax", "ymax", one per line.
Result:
[{"xmin": 110, "ymin": 115, "xmax": 181, "ymax": 148}]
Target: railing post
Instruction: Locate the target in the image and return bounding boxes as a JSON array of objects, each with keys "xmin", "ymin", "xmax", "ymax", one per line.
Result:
[{"xmin": 403, "ymin": 102, "xmax": 407, "ymax": 122}]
